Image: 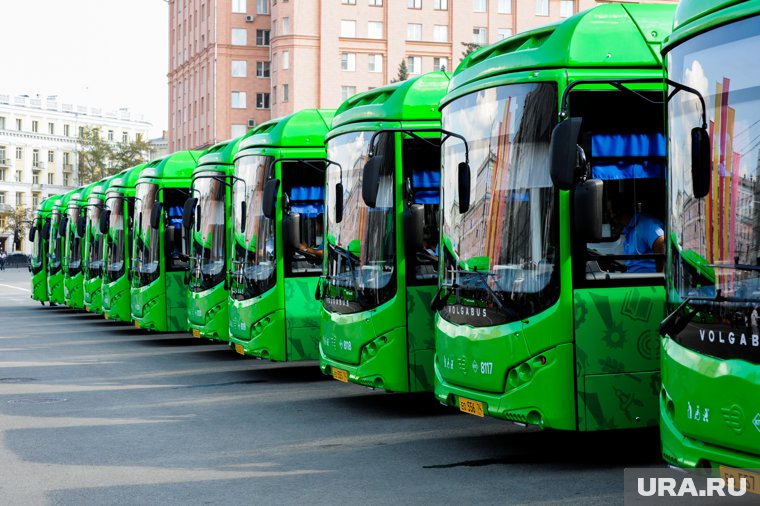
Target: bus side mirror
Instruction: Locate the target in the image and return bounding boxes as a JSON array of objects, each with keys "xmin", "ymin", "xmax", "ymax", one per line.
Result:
[
  {"xmin": 335, "ymin": 182, "xmax": 343, "ymax": 223},
  {"xmin": 691, "ymin": 127, "xmax": 711, "ymax": 199},
  {"xmin": 550, "ymin": 118, "xmax": 583, "ymax": 191},
  {"xmin": 182, "ymin": 197, "xmax": 197, "ymax": 231},
  {"xmin": 362, "ymin": 156, "xmax": 383, "ymax": 208},
  {"xmin": 42, "ymin": 220, "xmax": 51, "ymax": 240},
  {"xmin": 100, "ymin": 210, "xmax": 111, "ymax": 234},
  {"xmin": 575, "ymin": 179, "xmax": 603, "ymax": 242},
  {"xmin": 263, "ymin": 178, "xmax": 280, "ymax": 220},
  {"xmin": 59, "ymin": 216, "xmax": 68, "ymax": 238},
  {"xmin": 76, "ymin": 216, "xmax": 87, "ymax": 238},
  {"xmin": 29, "ymin": 226, "xmax": 36, "ymax": 242},
  {"xmin": 150, "ymin": 201, "xmax": 163, "ymax": 230},
  {"xmin": 240, "ymin": 201, "xmax": 247, "ymax": 231},
  {"xmin": 458, "ymin": 162, "xmax": 471, "ymax": 214},
  {"xmin": 404, "ymin": 204, "xmax": 424, "ymax": 256},
  {"xmin": 283, "ymin": 212, "xmax": 301, "ymax": 250}
]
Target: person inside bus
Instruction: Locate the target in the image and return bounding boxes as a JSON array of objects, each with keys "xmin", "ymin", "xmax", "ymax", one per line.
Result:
[{"xmin": 607, "ymin": 189, "xmax": 665, "ymax": 273}]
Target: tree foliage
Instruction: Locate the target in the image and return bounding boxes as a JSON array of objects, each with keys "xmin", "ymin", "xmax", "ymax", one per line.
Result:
[
  {"xmin": 391, "ymin": 59, "xmax": 409, "ymax": 83},
  {"xmin": 1, "ymin": 205, "xmax": 32, "ymax": 250},
  {"xmin": 461, "ymin": 42, "xmax": 482, "ymax": 60},
  {"xmin": 77, "ymin": 127, "xmax": 150, "ymax": 184}
]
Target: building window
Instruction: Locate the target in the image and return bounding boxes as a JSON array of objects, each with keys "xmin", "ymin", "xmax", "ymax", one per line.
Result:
[
  {"xmin": 498, "ymin": 0, "xmax": 511, "ymax": 13},
  {"xmin": 48, "ymin": 122, "xmax": 55, "ymax": 135},
  {"xmin": 497, "ymin": 28, "xmax": 512, "ymax": 40},
  {"xmin": 340, "ymin": 20, "xmax": 356, "ymax": 37},
  {"xmin": 15, "ymin": 171, "xmax": 22, "ymax": 182},
  {"xmin": 232, "ymin": 60, "xmax": 248, "ymax": 77},
  {"xmin": 407, "ymin": 23, "xmax": 422, "ymax": 41},
  {"xmin": 48, "ymin": 173, "xmax": 54, "ymax": 185},
  {"xmin": 232, "ymin": 0, "xmax": 246, "ymax": 13},
  {"xmin": 15, "ymin": 147, "xmax": 22, "ymax": 160},
  {"xmin": 408, "ymin": 0, "xmax": 421, "ymax": 8},
  {"xmin": 341, "ymin": 53, "xmax": 356, "ymax": 71},
  {"xmin": 0, "ymin": 147, "xmax": 4, "ymax": 164},
  {"xmin": 48, "ymin": 150, "xmax": 54, "ymax": 163},
  {"xmin": 108, "ymin": 130, "xmax": 114, "ymax": 141},
  {"xmin": 63, "ymin": 152, "xmax": 70, "ymax": 166},
  {"xmin": 231, "ymin": 124, "xmax": 247, "ymax": 138},
  {"xmin": 560, "ymin": 0, "xmax": 573, "ymax": 17},
  {"xmin": 283, "ymin": 84, "xmax": 289, "ymax": 103},
  {"xmin": 341, "ymin": 0, "xmax": 356, "ymax": 4},
  {"xmin": 272, "ymin": 19, "xmax": 277, "ymax": 36},
  {"xmin": 122, "ymin": 131, "xmax": 128, "ymax": 143},
  {"xmin": 256, "ymin": 61, "xmax": 270, "ymax": 77},
  {"xmin": 32, "ymin": 149, "xmax": 40, "ymax": 167},
  {"xmin": 0, "ymin": 168, "xmax": 5, "ymax": 181},
  {"xmin": 272, "ymin": 52, "xmax": 278, "ymax": 71},
  {"xmin": 282, "ymin": 51, "xmax": 290, "ymax": 69},
  {"xmin": 369, "ymin": 0, "xmax": 382, "ymax": 5},
  {"xmin": 340, "ymin": 86, "xmax": 357, "ymax": 101},
  {"xmin": 64, "ymin": 174, "xmax": 70, "ymax": 186},
  {"xmin": 33, "ymin": 194, "xmax": 39, "ymax": 208},
  {"xmin": 536, "ymin": 0, "xmax": 548, "ymax": 16},
  {"xmin": 32, "ymin": 120, "xmax": 39, "ymax": 133},
  {"xmin": 256, "ymin": 29, "xmax": 270, "ymax": 45},
  {"xmin": 0, "ymin": 193, "xmax": 4, "ymax": 204},
  {"xmin": 473, "ymin": 0, "xmax": 486, "ymax": 12},
  {"xmin": 33, "ymin": 174, "xmax": 39, "ymax": 186},
  {"xmin": 272, "ymin": 85, "xmax": 277, "ymax": 104},
  {"xmin": 367, "ymin": 21, "xmax": 383, "ymax": 39},
  {"xmin": 16, "ymin": 118, "xmax": 22, "ymax": 130},
  {"xmin": 434, "ymin": 0, "xmax": 447, "ymax": 9},
  {"xmin": 16, "ymin": 192, "xmax": 22, "ymax": 206},
  {"xmin": 433, "ymin": 57, "xmax": 448, "ymax": 71},
  {"xmin": 256, "ymin": 0, "xmax": 269, "ymax": 14},
  {"xmin": 407, "ymin": 56, "xmax": 421, "ymax": 75},
  {"xmin": 64, "ymin": 124, "xmax": 70, "ymax": 137},
  {"xmin": 433, "ymin": 24, "xmax": 448, "ymax": 42},
  {"xmin": 79, "ymin": 126, "xmax": 85, "ymax": 137},
  {"xmin": 282, "ymin": 17, "xmax": 290, "ymax": 34},
  {"xmin": 368, "ymin": 54, "xmax": 383, "ymax": 72},
  {"xmin": 232, "ymin": 28, "xmax": 247, "ymax": 45},
  {"xmin": 0, "ymin": 117, "xmax": 4, "ymax": 129},
  {"xmin": 473, "ymin": 27, "xmax": 487, "ymax": 44},
  {"xmin": 256, "ymin": 93, "xmax": 271, "ymax": 109},
  {"xmin": 232, "ymin": 91, "xmax": 247, "ymax": 109}
]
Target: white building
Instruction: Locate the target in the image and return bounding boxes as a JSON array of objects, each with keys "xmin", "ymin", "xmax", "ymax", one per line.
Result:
[{"xmin": 0, "ymin": 94, "xmax": 152, "ymax": 254}]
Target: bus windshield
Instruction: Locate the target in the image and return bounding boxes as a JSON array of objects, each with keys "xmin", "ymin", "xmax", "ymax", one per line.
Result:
[
  {"xmin": 231, "ymin": 155, "xmax": 276, "ymax": 300},
  {"xmin": 669, "ymin": 18, "xmax": 760, "ymax": 299},
  {"xmin": 86, "ymin": 195, "xmax": 104, "ymax": 280},
  {"xmin": 105, "ymin": 193, "xmax": 127, "ymax": 282},
  {"xmin": 31, "ymin": 216, "xmax": 44, "ymax": 272},
  {"xmin": 49, "ymin": 210, "xmax": 62, "ymax": 273},
  {"xmin": 324, "ymin": 131, "xmax": 396, "ymax": 314},
  {"xmin": 440, "ymin": 83, "xmax": 559, "ymax": 326},
  {"xmin": 190, "ymin": 175, "xmax": 227, "ymax": 292},
  {"xmin": 66, "ymin": 204, "xmax": 82, "ymax": 276},
  {"xmin": 132, "ymin": 182, "xmax": 160, "ymax": 287}
]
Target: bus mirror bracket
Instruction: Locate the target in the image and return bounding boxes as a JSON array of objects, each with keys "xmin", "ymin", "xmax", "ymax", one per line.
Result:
[
  {"xmin": 691, "ymin": 127, "xmax": 711, "ymax": 199},
  {"xmin": 362, "ymin": 155, "xmax": 383, "ymax": 208},
  {"xmin": 550, "ymin": 117, "xmax": 583, "ymax": 190},
  {"xmin": 574, "ymin": 179, "xmax": 603, "ymax": 242},
  {"xmin": 240, "ymin": 201, "xmax": 247, "ymax": 231},
  {"xmin": 150, "ymin": 201, "xmax": 163, "ymax": 230},
  {"xmin": 458, "ymin": 162, "xmax": 471, "ymax": 213},
  {"xmin": 262, "ymin": 178, "xmax": 280, "ymax": 220},
  {"xmin": 335, "ymin": 182, "xmax": 344, "ymax": 223}
]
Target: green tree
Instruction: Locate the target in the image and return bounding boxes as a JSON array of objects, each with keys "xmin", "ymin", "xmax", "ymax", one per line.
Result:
[
  {"xmin": 111, "ymin": 133, "xmax": 151, "ymax": 171},
  {"xmin": 461, "ymin": 42, "xmax": 482, "ymax": 60},
  {"xmin": 391, "ymin": 59, "xmax": 409, "ymax": 83},
  {"xmin": 76, "ymin": 128, "xmax": 150, "ymax": 184},
  {"xmin": 1, "ymin": 205, "xmax": 32, "ymax": 250}
]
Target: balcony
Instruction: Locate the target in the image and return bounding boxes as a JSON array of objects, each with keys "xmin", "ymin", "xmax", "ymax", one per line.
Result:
[
  {"xmin": 63, "ymin": 164, "xmax": 73, "ymax": 173},
  {"xmin": 32, "ymin": 163, "xmax": 45, "ymax": 172}
]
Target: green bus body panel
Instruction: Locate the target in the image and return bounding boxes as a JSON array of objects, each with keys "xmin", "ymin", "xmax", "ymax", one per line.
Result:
[
  {"xmin": 227, "ymin": 109, "xmax": 335, "ymax": 361},
  {"xmin": 102, "ymin": 163, "xmax": 149, "ymax": 322},
  {"xmin": 131, "ymin": 151, "xmax": 201, "ymax": 332},
  {"xmin": 47, "ymin": 191, "xmax": 75, "ymax": 305},
  {"xmin": 83, "ymin": 175, "xmax": 121, "ymax": 314},
  {"xmin": 434, "ymin": 5, "xmax": 675, "ymax": 430},
  {"xmin": 660, "ymin": 0, "xmax": 760, "ymax": 470},
  {"xmin": 31, "ymin": 196, "xmax": 59, "ymax": 302},
  {"xmin": 320, "ymin": 73, "xmax": 450, "ymax": 393},
  {"xmin": 64, "ymin": 181, "xmax": 100, "ymax": 310}
]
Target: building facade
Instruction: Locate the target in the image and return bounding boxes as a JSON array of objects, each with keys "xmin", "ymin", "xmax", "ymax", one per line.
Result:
[
  {"xmin": 0, "ymin": 94, "xmax": 151, "ymax": 254},
  {"xmin": 169, "ymin": 0, "xmax": 677, "ymax": 149}
]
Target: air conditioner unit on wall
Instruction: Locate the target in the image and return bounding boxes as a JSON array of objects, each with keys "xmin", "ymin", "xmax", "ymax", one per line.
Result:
[
  {"xmin": 245, "ymin": 15, "xmax": 255, "ymax": 22},
  {"xmin": 247, "ymin": 119, "xmax": 256, "ymax": 128}
]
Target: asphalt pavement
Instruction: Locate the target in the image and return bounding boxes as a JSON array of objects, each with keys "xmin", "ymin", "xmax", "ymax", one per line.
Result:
[{"xmin": 0, "ymin": 268, "xmax": 662, "ymax": 505}]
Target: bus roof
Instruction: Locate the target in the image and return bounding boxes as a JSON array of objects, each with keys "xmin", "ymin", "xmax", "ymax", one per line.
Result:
[
  {"xmin": 663, "ymin": 0, "xmax": 760, "ymax": 50},
  {"xmin": 37, "ymin": 195, "xmax": 60, "ymax": 214},
  {"xmin": 448, "ymin": 3, "xmax": 675, "ymax": 95},
  {"xmin": 236, "ymin": 109, "xmax": 336, "ymax": 155},
  {"xmin": 108, "ymin": 163, "xmax": 150, "ymax": 192},
  {"xmin": 195, "ymin": 128, "xmax": 261, "ymax": 171},
  {"xmin": 138, "ymin": 150, "xmax": 203, "ymax": 180},
  {"xmin": 329, "ymin": 72, "xmax": 450, "ymax": 133}
]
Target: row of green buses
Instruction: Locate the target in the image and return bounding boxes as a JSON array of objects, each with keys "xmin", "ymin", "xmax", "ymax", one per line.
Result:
[{"xmin": 26, "ymin": 0, "xmax": 759, "ymax": 483}]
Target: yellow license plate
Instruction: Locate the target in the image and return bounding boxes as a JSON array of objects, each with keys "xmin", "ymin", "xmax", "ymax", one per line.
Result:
[
  {"xmin": 332, "ymin": 368, "xmax": 348, "ymax": 383},
  {"xmin": 234, "ymin": 344, "xmax": 245, "ymax": 355},
  {"xmin": 459, "ymin": 397, "xmax": 485, "ymax": 417},
  {"xmin": 134, "ymin": 321, "xmax": 140, "ymax": 329},
  {"xmin": 192, "ymin": 328, "xmax": 201, "ymax": 338},
  {"xmin": 720, "ymin": 465, "xmax": 760, "ymax": 495},
  {"xmin": 104, "ymin": 313, "xmax": 109, "ymax": 320},
  {"xmin": 85, "ymin": 305, "xmax": 90, "ymax": 312}
]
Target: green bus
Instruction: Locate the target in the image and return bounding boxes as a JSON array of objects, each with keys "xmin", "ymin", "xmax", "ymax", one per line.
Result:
[
  {"xmin": 131, "ymin": 151, "xmax": 201, "ymax": 332},
  {"xmin": 30, "ymin": 196, "xmax": 59, "ymax": 304},
  {"xmin": 227, "ymin": 109, "xmax": 335, "ymax": 361},
  {"xmin": 83, "ymin": 176, "xmax": 116, "ymax": 314},
  {"xmin": 47, "ymin": 190, "xmax": 75, "ymax": 306},
  {"xmin": 63, "ymin": 182, "xmax": 98, "ymax": 309},
  {"xmin": 660, "ymin": 0, "xmax": 760, "ymax": 474},
  {"xmin": 434, "ymin": 4, "xmax": 675, "ymax": 430},
  {"xmin": 319, "ymin": 73, "xmax": 449, "ymax": 392},
  {"xmin": 186, "ymin": 134, "xmax": 254, "ymax": 341},
  {"xmin": 102, "ymin": 163, "xmax": 149, "ymax": 322}
]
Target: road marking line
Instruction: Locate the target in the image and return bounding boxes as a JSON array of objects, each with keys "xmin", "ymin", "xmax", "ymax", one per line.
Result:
[{"xmin": 0, "ymin": 284, "xmax": 31, "ymax": 293}]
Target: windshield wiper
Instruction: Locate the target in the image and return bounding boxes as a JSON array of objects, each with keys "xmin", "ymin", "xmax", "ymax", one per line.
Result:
[
  {"xmin": 328, "ymin": 243, "xmax": 362, "ymax": 295},
  {"xmin": 452, "ymin": 269, "xmax": 504, "ymax": 310},
  {"xmin": 659, "ymin": 289, "xmax": 737, "ymax": 336}
]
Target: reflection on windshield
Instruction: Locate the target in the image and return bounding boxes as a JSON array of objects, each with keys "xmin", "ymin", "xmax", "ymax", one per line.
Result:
[
  {"xmin": 106, "ymin": 194, "xmax": 127, "ymax": 282},
  {"xmin": 440, "ymin": 83, "xmax": 558, "ymax": 325},
  {"xmin": 231, "ymin": 155, "xmax": 276, "ymax": 300},
  {"xmin": 49, "ymin": 210, "xmax": 62, "ymax": 273},
  {"xmin": 132, "ymin": 182, "xmax": 160, "ymax": 287},
  {"xmin": 31, "ymin": 217, "xmax": 44, "ymax": 272},
  {"xmin": 66, "ymin": 205, "xmax": 82, "ymax": 275},
  {"xmin": 190, "ymin": 175, "xmax": 227, "ymax": 291},
  {"xmin": 668, "ymin": 17, "xmax": 760, "ymax": 302},
  {"xmin": 324, "ymin": 131, "xmax": 396, "ymax": 314},
  {"xmin": 86, "ymin": 195, "xmax": 104, "ymax": 280}
]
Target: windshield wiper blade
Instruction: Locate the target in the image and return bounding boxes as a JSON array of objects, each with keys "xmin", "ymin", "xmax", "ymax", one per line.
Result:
[
  {"xmin": 453, "ymin": 269, "xmax": 504, "ymax": 310},
  {"xmin": 328, "ymin": 243, "xmax": 362, "ymax": 296}
]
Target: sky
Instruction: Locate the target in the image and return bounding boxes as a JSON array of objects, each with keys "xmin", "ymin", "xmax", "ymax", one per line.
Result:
[{"xmin": 0, "ymin": 0, "xmax": 168, "ymax": 138}]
